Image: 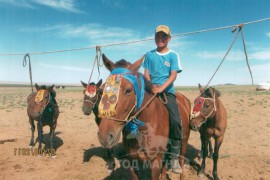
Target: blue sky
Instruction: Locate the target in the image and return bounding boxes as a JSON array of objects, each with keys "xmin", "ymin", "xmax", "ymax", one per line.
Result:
[{"xmin": 0, "ymin": 0, "xmax": 269, "ymax": 86}]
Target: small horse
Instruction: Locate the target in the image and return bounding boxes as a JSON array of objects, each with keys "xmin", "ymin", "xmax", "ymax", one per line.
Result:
[
  {"xmin": 81, "ymin": 79, "xmax": 116, "ymax": 173},
  {"xmin": 97, "ymin": 54, "xmax": 191, "ymax": 180},
  {"xmin": 190, "ymin": 84, "xmax": 227, "ymax": 180},
  {"xmin": 27, "ymin": 83, "xmax": 59, "ymax": 153},
  {"xmin": 81, "ymin": 79, "xmax": 103, "ymax": 118}
]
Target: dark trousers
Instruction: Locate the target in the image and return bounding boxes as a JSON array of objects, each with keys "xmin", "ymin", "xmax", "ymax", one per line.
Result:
[{"xmin": 163, "ymin": 93, "xmax": 182, "ymax": 141}]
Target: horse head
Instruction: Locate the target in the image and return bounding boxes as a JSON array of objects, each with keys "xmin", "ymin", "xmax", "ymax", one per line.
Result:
[
  {"xmin": 28, "ymin": 83, "xmax": 55, "ymax": 119},
  {"xmin": 97, "ymin": 54, "xmax": 144, "ymax": 148},
  {"xmin": 81, "ymin": 79, "xmax": 103, "ymax": 115},
  {"xmin": 190, "ymin": 84, "xmax": 221, "ymax": 131}
]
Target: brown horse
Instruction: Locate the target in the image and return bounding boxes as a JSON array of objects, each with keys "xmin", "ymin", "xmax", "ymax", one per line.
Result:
[
  {"xmin": 190, "ymin": 84, "xmax": 227, "ymax": 180},
  {"xmin": 81, "ymin": 79, "xmax": 116, "ymax": 173},
  {"xmin": 27, "ymin": 83, "xmax": 59, "ymax": 153},
  {"xmin": 97, "ymin": 54, "xmax": 191, "ymax": 180}
]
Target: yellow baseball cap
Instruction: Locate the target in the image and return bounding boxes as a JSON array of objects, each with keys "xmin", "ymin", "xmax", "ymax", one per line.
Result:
[{"xmin": 155, "ymin": 25, "xmax": 171, "ymax": 36}]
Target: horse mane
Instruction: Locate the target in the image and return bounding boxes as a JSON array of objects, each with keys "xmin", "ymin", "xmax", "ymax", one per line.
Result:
[
  {"xmin": 115, "ymin": 59, "xmax": 132, "ymax": 68},
  {"xmin": 205, "ymin": 87, "xmax": 221, "ymax": 97},
  {"xmin": 114, "ymin": 59, "xmax": 153, "ymax": 94}
]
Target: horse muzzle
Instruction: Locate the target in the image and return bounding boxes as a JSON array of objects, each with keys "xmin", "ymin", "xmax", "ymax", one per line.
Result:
[
  {"xmin": 189, "ymin": 117, "xmax": 203, "ymax": 132},
  {"xmin": 82, "ymin": 106, "xmax": 92, "ymax": 115}
]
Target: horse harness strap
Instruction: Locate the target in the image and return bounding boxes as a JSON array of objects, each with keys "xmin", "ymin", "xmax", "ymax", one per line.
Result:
[
  {"xmin": 191, "ymin": 91, "xmax": 217, "ymax": 123},
  {"xmin": 84, "ymin": 92, "xmax": 100, "ymax": 106},
  {"xmin": 103, "ymin": 93, "xmax": 157, "ymax": 124}
]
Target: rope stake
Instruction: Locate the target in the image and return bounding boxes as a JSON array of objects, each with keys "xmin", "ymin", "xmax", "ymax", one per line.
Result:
[{"xmin": 23, "ymin": 53, "xmax": 33, "ymax": 92}]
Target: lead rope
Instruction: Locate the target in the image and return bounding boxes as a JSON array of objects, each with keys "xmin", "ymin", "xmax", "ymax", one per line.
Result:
[
  {"xmin": 240, "ymin": 26, "xmax": 253, "ymax": 85},
  {"xmin": 87, "ymin": 46, "xmax": 103, "ymax": 85},
  {"xmin": 23, "ymin": 53, "xmax": 33, "ymax": 92},
  {"xmin": 128, "ymin": 93, "xmax": 157, "ymax": 123},
  {"xmin": 205, "ymin": 25, "xmax": 242, "ymax": 89},
  {"xmin": 158, "ymin": 92, "xmax": 168, "ymax": 104}
]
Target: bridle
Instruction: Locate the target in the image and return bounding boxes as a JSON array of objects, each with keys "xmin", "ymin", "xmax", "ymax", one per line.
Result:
[
  {"xmin": 191, "ymin": 91, "xmax": 217, "ymax": 124},
  {"xmin": 84, "ymin": 92, "xmax": 100, "ymax": 107}
]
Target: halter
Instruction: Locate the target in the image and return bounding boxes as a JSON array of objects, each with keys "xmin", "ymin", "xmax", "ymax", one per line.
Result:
[
  {"xmin": 84, "ymin": 85, "xmax": 100, "ymax": 107},
  {"xmin": 191, "ymin": 91, "xmax": 217, "ymax": 124}
]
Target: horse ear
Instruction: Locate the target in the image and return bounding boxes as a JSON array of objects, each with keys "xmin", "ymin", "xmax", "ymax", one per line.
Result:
[
  {"xmin": 35, "ymin": 83, "xmax": 40, "ymax": 91},
  {"xmin": 130, "ymin": 55, "xmax": 145, "ymax": 72},
  {"xmin": 81, "ymin": 81, "xmax": 87, "ymax": 88},
  {"xmin": 97, "ymin": 79, "xmax": 102, "ymax": 88},
  {"xmin": 198, "ymin": 83, "xmax": 204, "ymax": 93},
  {"xmin": 48, "ymin": 84, "xmax": 55, "ymax": 92},
  {"xmin": 102, "ymin": 54, "xmax": 115, "ymax": 72}
]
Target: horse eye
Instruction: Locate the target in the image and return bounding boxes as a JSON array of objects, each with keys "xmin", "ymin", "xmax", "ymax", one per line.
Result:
[
  {"xmin": 204, "ymin": 102, "xmax": 210, "ymax": 107},
  {"xmin": 83, "ymin": 90, "xmax": 86, "ymax": 94},
  {"xmin": 125, "ymin": 88, "xmax": 132, "ymax": 95}
]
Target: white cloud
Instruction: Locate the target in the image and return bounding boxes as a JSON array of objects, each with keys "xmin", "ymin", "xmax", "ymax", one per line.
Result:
[
  {"xmin": 0, "ymin": 0, "xmax": 82, "ymax": 13},
  {"xmin": 0, "ymin": 0, "xmax": 35, "ymax": 8},
  {"xmin": 267, "ymin": 32, "xmax": 270, "ymax": 38},
  {"xmin": 39, "ymin": 63, "xmax": 89, "ymax": 72},
  {"xmin": 250, "ymin": 51, "xmax": 270, "ymax": 60},
  {"xmin": 196, "ymin": 49, "xmax": 270, "ymax": 61},
  {"xmin": 196, "ymin": 50, "xmax": 246, "ymax": 61},
  {"xmin": 32, "ymin": 0, "xmax": 83, "ymax": 13}
]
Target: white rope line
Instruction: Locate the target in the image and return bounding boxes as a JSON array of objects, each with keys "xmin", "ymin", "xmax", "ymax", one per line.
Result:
[{"xmin": 0, "ymin": 17, "xmax": 269, "ymax": 56}]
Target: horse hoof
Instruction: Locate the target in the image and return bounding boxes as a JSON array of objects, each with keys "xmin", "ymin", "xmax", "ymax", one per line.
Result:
[
  {"xmin": 51, "ymin": 155, "xmax": 57, "ymax": 159},
  {"xmin": 29, "ymin": 146, "xmax": 34, "ymax": 149},
  {"xmin": 198, "ymin": 172, "xmax": 205, "ymax": 178},
  {"xmin": 213, "ymin": 173, "xmax": 219, "ymax": 180},
  {"xmin": 107, "ymin": 169, "xmax": 114, "ymax": 175}
]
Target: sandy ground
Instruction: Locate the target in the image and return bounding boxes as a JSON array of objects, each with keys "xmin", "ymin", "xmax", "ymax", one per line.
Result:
[{"xmin": 0, "ymin": 86, "xmax": 269, "ymax": 180}]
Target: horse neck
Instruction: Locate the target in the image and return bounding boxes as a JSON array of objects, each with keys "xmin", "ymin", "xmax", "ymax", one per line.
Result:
[
  {"xmin": 209, "ymin": 96, "xmax": 225, "ymax": 125},
  {"xmin": 137, "ymin": 91, "xmax": 166, "ymax": 123}
]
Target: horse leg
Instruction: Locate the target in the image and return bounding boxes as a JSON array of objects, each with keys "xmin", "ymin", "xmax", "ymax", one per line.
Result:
[
  {"xmin": 208, "ymin": 139, "xmax": 213, "ymax": 159},
  {"xmin": 179, "ymin": 138, "xmax": 189, "ymax": 180},
  {"xmin": 160, "ymin": 165, "xmax": 167, "ymax": 180},
  {"xmin": 198, "ymin": 131, "xmax": 208, "ymax": 176},
  {"xmin": 29, "ymin": 117, "xmax": 35, "ymax": 148},
  {"xmin": 212, "ymin": 136, "xmax": 223, "ymax": 180},
  {"xmin": 151, "ymin": 157, "xmax": 162, "ymax": 180},
  {"xmin": 129, "ymin": 167, "xmax": 138, "ymax": 180},
  {"xmin": 37, "ymin": 119, "xmax": 43, "ymax": 151},
  {"xmin": 106, "ymin": 148, "xmax": 115, "ymax": 174},
  {"xmin": 49, "ymin": 122, "xmax": 56, "ymax": 155}
]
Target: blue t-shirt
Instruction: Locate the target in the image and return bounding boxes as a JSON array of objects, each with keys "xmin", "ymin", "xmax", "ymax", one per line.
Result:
[{"xmin": 142, "ymin": 49, "xmax": 182, "ymax": 94}]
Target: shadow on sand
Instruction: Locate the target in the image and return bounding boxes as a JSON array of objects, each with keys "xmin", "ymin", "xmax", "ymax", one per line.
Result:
[{"xmin": 83, "ymin": 142, "xmax": 213, "ymax": 180}]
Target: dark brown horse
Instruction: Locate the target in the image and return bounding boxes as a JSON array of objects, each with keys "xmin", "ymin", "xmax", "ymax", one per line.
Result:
[
  {"xmin": 97, "ymin": 54, "xmax": 191, "ymax": 180},
  {"xmin": 190, "ymin": 84, "xmax": 227, "ymax": 180},
  {"xmin": 81, "ymin": 80, "xmax": 103, "ymax": 117},
  {"xmin": 27, "ymin": 83, "xmax": 59, "ymax": 154},
  {"xmin": 81, "ymin": 79, "xmax": 116, "ymax": 173}
]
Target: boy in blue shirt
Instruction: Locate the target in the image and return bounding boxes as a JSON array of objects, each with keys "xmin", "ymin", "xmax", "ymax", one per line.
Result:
[{"xmin": 142, "ymin": 25, "xmax": 182, "ymax": 174}]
